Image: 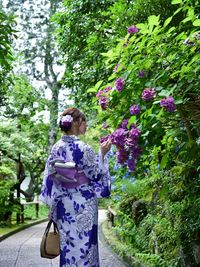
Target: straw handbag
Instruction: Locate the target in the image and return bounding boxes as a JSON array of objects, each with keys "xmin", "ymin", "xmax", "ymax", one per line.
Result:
[{"xmin": 40, "ymin": 219, "xmax": 60, "ymax": 259}]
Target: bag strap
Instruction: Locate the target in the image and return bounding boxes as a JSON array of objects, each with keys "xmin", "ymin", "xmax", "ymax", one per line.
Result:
[
  {"xmin": 45, "ymin": 219, "xmax": 59, "ymax": 235},
  {"xmin": 53, "ymin": 220, "xmax": 59, "ymax": 233}
]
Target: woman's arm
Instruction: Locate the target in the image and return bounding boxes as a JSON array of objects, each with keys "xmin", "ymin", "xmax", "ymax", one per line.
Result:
[{"xmin": 72, "ymin": 140, "xmax": 111, "ymax": 181}]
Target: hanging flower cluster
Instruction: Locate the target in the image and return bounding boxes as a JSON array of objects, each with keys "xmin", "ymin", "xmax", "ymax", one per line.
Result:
[
  {"xmin": 100, "ymin": 121, "xmax": 142, "ymax": 172},
  {"xmin": 141, "ymin": 88, "xmax": 156, "ymax": 101},
  {"xmin": 115, "ymin": 78, "xmax": 125, "ymax": 92},
  {"xmin": 160, "ymin": 96, "xmax": 176, "ymax": 112},
  {"xmin": 111, "ymin": 123, "xmax": 142, "ymax": 172},
  {"xmin": 130, "ymin": 104, "xmax": 141, "ymax": 115},
  {"xmin": 127, "ymin": 25, "xmax": 139, "ymax": 34},
  {"xmin": 96, "ymin": 86, "xmax": 112, "ymax": 110}
]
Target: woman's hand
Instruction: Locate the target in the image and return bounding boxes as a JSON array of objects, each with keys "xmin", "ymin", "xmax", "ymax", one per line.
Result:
[{"xmin": 101, "ymin": 140, "xmax": 112, "ymax": 160}]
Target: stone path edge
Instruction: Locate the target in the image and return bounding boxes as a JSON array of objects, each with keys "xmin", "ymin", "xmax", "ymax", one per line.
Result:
[
  {"xmin": 100, "ymin": 220, "xmax": 146, "ymax": 267},
  {"xmin": 99, "ymin": 220, "xmax": 129, "ymax": 267},
  {"xmin": 0, "ymin": 218, "xmax": 48, "ymax": 242}
]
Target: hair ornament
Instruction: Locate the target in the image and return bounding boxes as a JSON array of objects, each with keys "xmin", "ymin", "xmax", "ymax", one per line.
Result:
[{"xmin": 60, "ymin": 115, "xmax": 73, "ymax": 126}]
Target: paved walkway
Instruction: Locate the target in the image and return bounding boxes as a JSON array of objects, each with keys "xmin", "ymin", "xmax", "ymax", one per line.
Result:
[{"xmin": 0, "ymin": 210, "xmax": 128, "ymax": 267}]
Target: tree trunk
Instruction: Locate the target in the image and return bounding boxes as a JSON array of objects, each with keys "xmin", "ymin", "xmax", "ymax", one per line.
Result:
[{"xmin": 48, "ymin": 84, "xmax": 59, "ymax": 152}]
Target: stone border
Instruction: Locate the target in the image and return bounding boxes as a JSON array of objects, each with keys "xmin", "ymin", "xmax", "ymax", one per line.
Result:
[
  {"xmin": 100, "ymin": 220, "xmax": 145, "ymax": 267},
  {"xmin": 0, "ymin": 218, "xmax": 48, "ymax": 242},
  {"xmin": 99, "ymin": 220, "xmax": 129, "ymax": 267}
]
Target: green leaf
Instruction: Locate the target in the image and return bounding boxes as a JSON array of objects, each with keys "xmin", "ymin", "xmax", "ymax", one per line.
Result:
[
  {"xmin": 172, "ymin": 0, "xmax": 182, "ymax": 4},
  {"xmin": 153, "ymin": 100, "xmax": 160, "ymax": 104},
  {"xmin": 87, "ymin": 80, "xmax": 103, "ymax": 93},
  {"xmin": 160, "ymin": 154, "xmax": 168, "ymax": 169},
  {"xmin": 92, "ymin": 105, "xmax": 100, "ymax": 110},
  {"xmin": 174, "ymin": 99, "xmax": 183, "ymax": 104},
  {"xmin": 128, "ymin": 116, "xmax": 136, "ymax": 128},
  {"xmin": 193, "ymin": 19, "xmax": 200, "ymax": 26},
  {"xmin": 86, "ymin": 87, "xmax": 97, "ymax": 93},
  {"xmin": 163, "ymin": 16, "xmax": 173, "ymax": 27},
  {"xmin": 173, "ymin": 7, "xmax": 182, "ymax": 15},
  {"xmin": 156, "ymin": 109, "xmax": 164, "ymax": 119},
  {"xmin": 167, "ymin": 27, "xmax": 176, "ymax": 34},
  {"xmin": 182, "ymin": 17, "xmax": 192, "ymax": 24},
  {"xmin": 136, "ymin": 23, "xmax": 146, "ymax": 30},
  {"xmin": 142, "ymin": 131, "xmax": 150, "ymax": 137},
  {"xmin": 95, "ymin": 80, "xmax": 103, "ymax": 90},
  {"xmin": 148, "ymin": 15, "xmax": 160, "ymax": 27},
  {"xmin": 108, "ymin": 73, "xmax": 117, "ymax": 81},
  {"xmin": 158, "ymin": 90, "xmax": 172, "ymax": 97},
  {"xmin": 101, "ymin": 49, "xmax": 115, "ymax": 58}
]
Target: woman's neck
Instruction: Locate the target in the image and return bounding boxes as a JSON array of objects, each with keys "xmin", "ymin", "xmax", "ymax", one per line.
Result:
[{"xmin": 64, "ymin": 130, "xmax": 78, "ymax": 136}]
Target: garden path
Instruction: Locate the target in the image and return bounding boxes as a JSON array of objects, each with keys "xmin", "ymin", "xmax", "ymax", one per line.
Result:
[{"xmin": 0, "ymin": 209, "xmax": 128, "ymax": 267}]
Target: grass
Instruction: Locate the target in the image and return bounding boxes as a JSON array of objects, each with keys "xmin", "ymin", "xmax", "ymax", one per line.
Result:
[
  {"xmin": 0, "ymin": 204, "xmax": 49, "ymax": 237},
  {"xmin": 0, "ymin": 224, "xmax": 23, "ymax": 235},
  {"xmin": 23, "ymin": 203, "xmax": 49, "ymax": 220},
  {"xmin": 101, "ymin": 220, "xmax": 146, "ymax": 267}
]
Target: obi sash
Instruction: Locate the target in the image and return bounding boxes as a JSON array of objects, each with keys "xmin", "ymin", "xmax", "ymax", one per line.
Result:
[{"xmin": 54, "ymin": 162, "xmax": 89, "ymax": 189}]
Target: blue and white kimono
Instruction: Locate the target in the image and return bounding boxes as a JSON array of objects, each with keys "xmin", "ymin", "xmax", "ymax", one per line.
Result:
[{"xmin": 40, "ymin": 135, "xmax": 111, "ymax": 267}]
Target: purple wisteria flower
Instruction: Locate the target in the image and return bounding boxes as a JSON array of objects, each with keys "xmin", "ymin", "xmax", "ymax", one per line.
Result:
[
  {"xmin": 129, "ymin": 127, "xmax": 141, "ymax": 141},
  {"xmin": 127, "ymin": 159, "xmax": 136, "ymax": 172},
  {"xmin": 104, "ymin": 86, "xmax": 112, "ymax": 92},
  {"xmin": 96, "ymin": 90, "xmax": 104, "ymax": 98},
  {"xmin": 115, "ymin": 78, "xmax": 125, "ymax": 92},
  {"xmin": 160, "ymin": 96, "xmax": 176, "ymax": 112},
  {"xmin": 130, "ymin": 123, "xmax": 137, "ymax": 129},
  {"xmin": 60, "ymin": 115, "xmax": 73, "ymax": 126},
  {"xmin": 130, "ymin": 146, "xmax": 142, "ymax": 159},
  {"xmin": 126, "ymin": 137, "xmax": 136, "ymax": 148},
  {"xmin": 142, "ymin": 88, "xmax": 156, "ymax": 101},
  {"xmin": 121, "ymin": 119, "xmax": 129, "ymax": 129},
  {"xmin": 112, "ymin": 128, "xmax": 127, "ymax": 148},
  {"xmin": 126, "ymin": 127, "xmax": 141, "ymax": 152},
  {"xmin": 96, "ymin": 86, "xmax": 112, "ymax": 110},
  {"xmin": 111, "ymin": 122, "xmax": 142, "ymax": 172},
  {"xmin": 138, "ymin": 70, "xmax": 145, "ymax": 77},
  {"xmin": 116, "ymin": 149, "xmax": 129, "ymax": 164},
  {"xmin": 128, "ymin": 25, "xmax": 139, "ymax": 34},
  {"xmin": 99, "ymin": 96, "xmax": 108, "ymax": 110},
  {"xmin": 130, "ymin": 104, "xmax": 141, "ymax": 115}
]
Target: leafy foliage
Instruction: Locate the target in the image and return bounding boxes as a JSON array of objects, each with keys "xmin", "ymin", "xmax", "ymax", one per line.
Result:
[
  {"xmin": 0, "ymin": 9, "xmax": 16, "ymax": 106},
  {"xmin": 0, "ymin": 166, "xmax": 16, "ymax": 223},
  {"xmin": 53, "ymin": 0, "xmax": 116, "ymax": 110},
  {"xmin": 54, "ymin": 0, "xmax": 200, "ymax": 265},
  {"xmin": 0, "ymin": 74, "xmax": 49, "ymax": 221}
]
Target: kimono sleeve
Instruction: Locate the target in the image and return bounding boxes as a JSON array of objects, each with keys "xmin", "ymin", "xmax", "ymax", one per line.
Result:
[
  {"xmin": 72, "ymin": 141, "xmax": 105, "ymax": 180},
  {"xmin": 73, "ymin": 141, "xmax": 111, "ymax": 198},
  {"xmin": 90, "ymin": 153, "xmax": 111, "ymax": 198}
]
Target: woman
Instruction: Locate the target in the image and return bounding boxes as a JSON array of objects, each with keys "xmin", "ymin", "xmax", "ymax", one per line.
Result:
[{"xmin": 40, "ymin": 107, "xmax": 111, "ymax": 267}]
